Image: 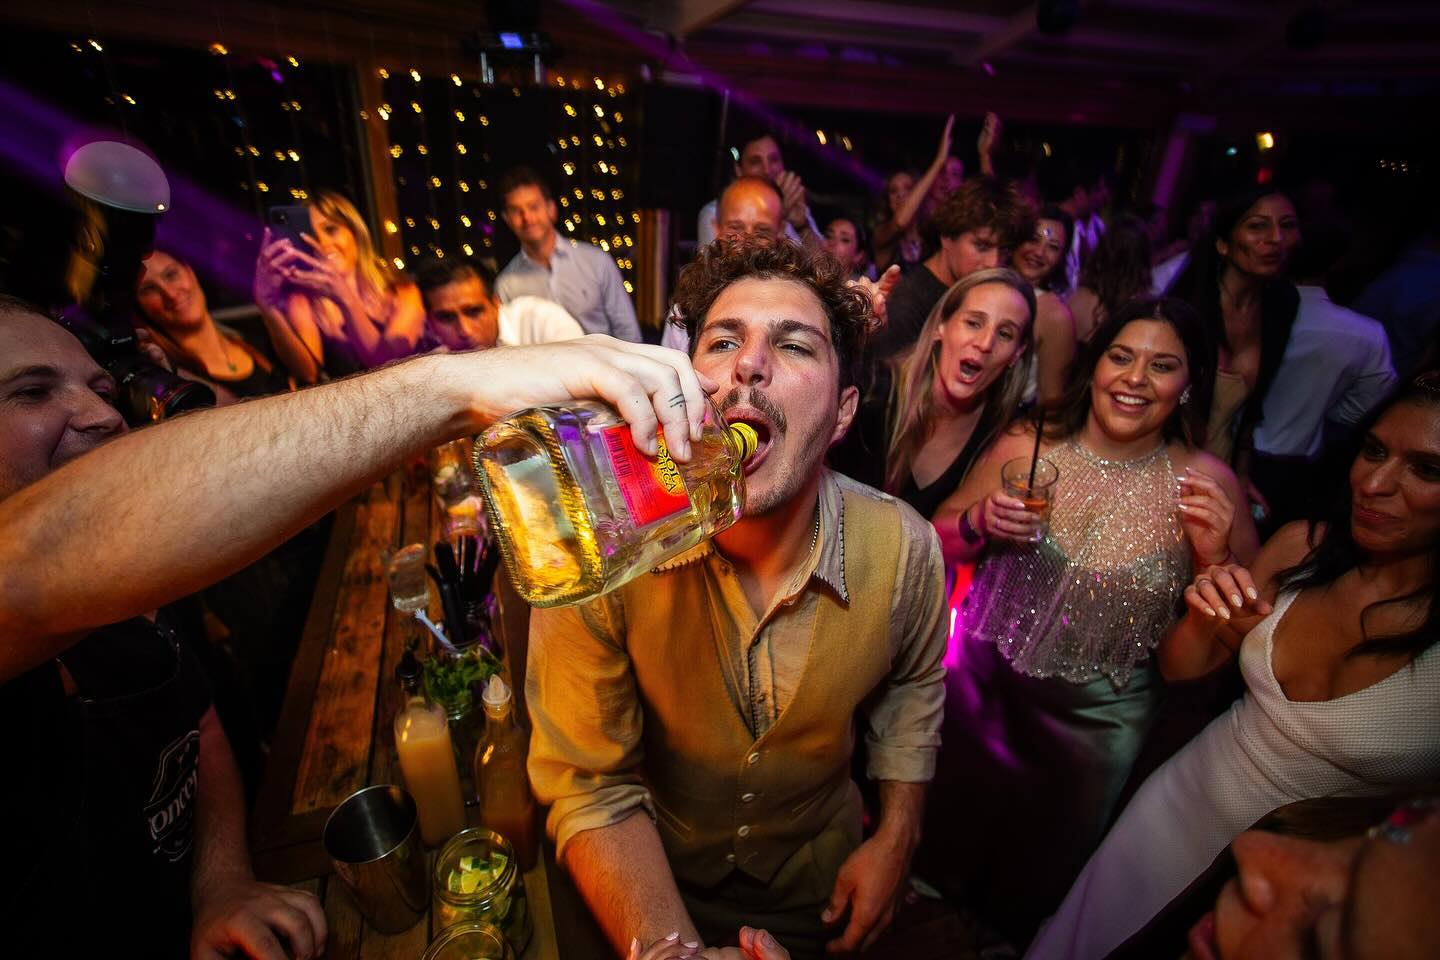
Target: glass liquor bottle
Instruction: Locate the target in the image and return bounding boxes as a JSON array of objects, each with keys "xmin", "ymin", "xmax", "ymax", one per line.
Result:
[
  {"xmin": 473, "ymin": 398, "xmax": 758, "ymax": 607},
  {"xmin": 472, "ymin": 674, "xmax": 539, "ymax": 871},
  {"xmin": 394, "ymin": 649, "xmax": 467, "ymax": 846}
]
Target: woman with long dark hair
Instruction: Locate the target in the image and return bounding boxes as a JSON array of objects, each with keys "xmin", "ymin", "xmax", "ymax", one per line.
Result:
[
  {"xmin": 1012, "ymin": 205, "xmax": 1077, "ymax": 407},
  {"xmin": 1168, "ymin": 187, "xmax": 1301, "ymax": 466},
  {"xmin": 1030, "ymin": 374, "xmax": 1440, "ymax": 960},
  {"xmin": 923, "ymin": 297, "xmax": 1257, "ymax": 947},
  {"xmin": 1066, "ymin": 213, "xmax": 1154, "ymax": 343},
  {"xmin": 828, "ymin": 268, "xmax": 1034, "ymax": 518}
]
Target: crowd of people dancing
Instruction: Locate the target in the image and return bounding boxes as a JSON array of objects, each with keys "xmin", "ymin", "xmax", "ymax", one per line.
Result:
[{"xmin": 3, "ymin": 105, "xmax": 1438, "ymax": 960}]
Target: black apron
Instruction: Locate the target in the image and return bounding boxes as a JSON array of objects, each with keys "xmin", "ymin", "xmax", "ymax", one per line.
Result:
[{"xmin": 8, "ymin": 614, "xmax": 211, "ymax": 957}]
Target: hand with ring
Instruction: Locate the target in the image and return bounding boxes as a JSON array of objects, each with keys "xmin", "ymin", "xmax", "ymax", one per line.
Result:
[{"xmin": 1183, "ymin": 562, "xmax": 1273, "ymax": 638}]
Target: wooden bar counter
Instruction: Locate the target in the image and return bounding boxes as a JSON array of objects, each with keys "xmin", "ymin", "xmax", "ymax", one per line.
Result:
[{"xmin": 250, "ymin": 466, "xmax": 572, "ymax": 959}]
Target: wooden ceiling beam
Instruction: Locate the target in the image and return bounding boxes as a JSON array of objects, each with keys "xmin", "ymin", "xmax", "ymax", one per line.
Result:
[
  {"xmin": 745, "ymin": 0, "xmax": 1003, "ymax": 35},
  {"xmin": 958, "ymin": 2, "xmax": 1044, "ymax": 67},
  {"xmin": 705, "ymin": 13, "xmax": 987, "ymax": 54},
  {"xmin": 658, "ymin": 0, "xmax": 755, "ymax": 39}
]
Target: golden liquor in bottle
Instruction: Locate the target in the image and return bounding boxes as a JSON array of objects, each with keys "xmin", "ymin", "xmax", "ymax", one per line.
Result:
[{"xmin": 473, "ymin": 399, "xmax": 758, "ymax": 606}]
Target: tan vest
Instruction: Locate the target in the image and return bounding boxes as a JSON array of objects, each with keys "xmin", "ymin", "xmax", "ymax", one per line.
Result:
[{"xmin": 620, "ymin": 486, "xmax": 903, "ymax": 888}]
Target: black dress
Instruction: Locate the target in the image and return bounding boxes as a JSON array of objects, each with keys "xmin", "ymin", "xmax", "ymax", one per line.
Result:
[{"xmin": 830, "ymin": 364, "xmax": 989, "ymax": 519}]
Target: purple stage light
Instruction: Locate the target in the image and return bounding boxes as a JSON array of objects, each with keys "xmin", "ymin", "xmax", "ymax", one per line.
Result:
[{"xmin": 1, "ymin": 78, "xmax": 270, "ymax": 299}]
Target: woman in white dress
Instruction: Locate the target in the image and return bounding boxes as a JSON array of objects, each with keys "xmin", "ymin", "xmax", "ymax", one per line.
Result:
[{"xmin": 1028, "ymin": 373, "xmax": 1440, "ymax": 960}]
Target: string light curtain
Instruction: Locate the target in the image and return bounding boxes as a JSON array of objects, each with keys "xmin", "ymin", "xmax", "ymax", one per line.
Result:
[{"xmin": 379, "ymin": 68, "xmax": 636, "ymax": 288}]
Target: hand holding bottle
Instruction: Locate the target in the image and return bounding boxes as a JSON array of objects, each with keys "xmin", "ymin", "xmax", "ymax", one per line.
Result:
[{"xmin": 456, "ymin": 336, "xmax": 718, "ymax": 462}]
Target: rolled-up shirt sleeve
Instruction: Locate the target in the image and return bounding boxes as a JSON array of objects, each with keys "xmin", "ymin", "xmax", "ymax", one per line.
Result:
[
  {"xmin": 864, "ymin": 508, "xmax": 947, "ymax": 783},
  {"xmin": 526, "ymin": 596, "xmax": 653, "ymax": 858}
]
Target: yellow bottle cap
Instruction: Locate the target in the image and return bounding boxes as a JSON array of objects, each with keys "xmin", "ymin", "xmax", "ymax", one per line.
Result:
[{"xmin": 727, "ymin": 422, "xmax": 760, "ymax": 461}]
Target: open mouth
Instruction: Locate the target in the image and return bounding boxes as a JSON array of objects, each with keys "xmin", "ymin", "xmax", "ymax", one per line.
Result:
[
  {"xmin": 956, "ymin": 358, "xmax": 985, "ymax": 384},
  {"xmin": 725, "ymin": 409, "xmax": 775, "ymax": 474},
  {"xmin": 1110, "ymin": 391, "xmax": 1151, "ymax": 412}
]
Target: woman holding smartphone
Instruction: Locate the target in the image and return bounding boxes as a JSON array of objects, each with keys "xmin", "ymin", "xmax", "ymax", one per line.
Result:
[{"xmin": 253, "ymin": 191, "xmax": 425, "ymax": 382}]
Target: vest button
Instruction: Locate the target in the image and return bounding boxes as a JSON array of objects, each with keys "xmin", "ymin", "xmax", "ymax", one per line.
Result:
[
  {"xmin": 747, "ymin": 751, "xmax": 760, "ymax": 765},
  {"xmin": 725, "ymin": 853, "xmax": 736, "ymax": 863},
  {"xmin": 737, "ymin": 825, "xmax": 751, "ymax": 838},
  {"xmin": 741, "ymin": 792, "xmax": 756, "ymax": 803}
]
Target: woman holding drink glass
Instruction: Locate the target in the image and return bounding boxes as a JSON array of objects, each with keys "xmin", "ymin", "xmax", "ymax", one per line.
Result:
[
  {"xmin": 1029, "ymin": 373, "xmax": 1440, "ymax": 960},
  {"xmin": 921, "ymin": 297, "xmax": 1260, "ymax": 947}
]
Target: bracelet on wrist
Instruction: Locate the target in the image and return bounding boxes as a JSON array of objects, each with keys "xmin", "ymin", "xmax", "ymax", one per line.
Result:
[{"xmin": 957, "ymin": 505, "xmax": 985, "ymax": 545}]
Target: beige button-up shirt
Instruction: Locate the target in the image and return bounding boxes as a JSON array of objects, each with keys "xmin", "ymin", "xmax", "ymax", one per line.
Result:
[{"xmin": 527, "ymin": 470, "xmax": 948, "ymax": 857}]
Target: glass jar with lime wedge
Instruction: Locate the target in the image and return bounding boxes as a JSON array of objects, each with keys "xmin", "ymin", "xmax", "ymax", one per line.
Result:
[{"xmin": 432, "ymin": 828, "xmax": 532, "ymax": 953}]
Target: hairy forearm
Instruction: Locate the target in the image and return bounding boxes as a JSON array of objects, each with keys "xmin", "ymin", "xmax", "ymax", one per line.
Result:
[
  {"xmin": 874, "ymin": 780, "xmax": 925, "ymax": 854},
  {"xmin": 0, "ymin": 352, "xmax": 478, "ymax": 675},
  {"xmin": 562, "ymin": 810, "xmax": 700, "ymax": 952},
  {"xmin": 192, "ymin": 707, "xmax": 253, "ymax": 903}
]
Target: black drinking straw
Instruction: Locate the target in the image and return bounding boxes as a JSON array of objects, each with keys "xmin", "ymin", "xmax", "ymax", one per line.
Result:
[{"xmin": 1027, "ymin": 406, "xmax": 1046, "ymax": 493}]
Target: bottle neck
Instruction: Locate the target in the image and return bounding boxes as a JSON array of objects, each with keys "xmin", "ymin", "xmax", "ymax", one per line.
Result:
[
  {"xmin": 483, "ymin": 699, "xmax": 513, "ymax": 726},
  {"xmin": 401, "ymin": 676, "xmax": 433, "ymax": 711},
  {"xmin": 727, "ymin": 422, "xmax": 760, "ymax": 462}
]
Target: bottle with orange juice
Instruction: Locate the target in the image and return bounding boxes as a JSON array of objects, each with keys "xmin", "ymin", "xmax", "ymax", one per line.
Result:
[{"xmin": 394, "ymin": 649, "xmax": 467, "ymax": 846}]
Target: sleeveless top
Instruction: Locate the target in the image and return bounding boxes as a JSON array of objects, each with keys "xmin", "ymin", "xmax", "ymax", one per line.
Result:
[
  {"xmin": 1026, "ymin": 590, "xmax": 1440, "ymax": 960},
  {"xmin": 960, "ymin": 440, "xmax": 1191, "ymax": 687}
]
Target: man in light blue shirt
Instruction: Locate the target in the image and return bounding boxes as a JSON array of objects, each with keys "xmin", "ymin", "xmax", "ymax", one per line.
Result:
[
  {"xmin": 1251, "ymin": 219, "xmax": 1396, "ymax": 528},
  {"xmin": 494, "ymin": 166, "xmax": 642, "ymax": 342}
]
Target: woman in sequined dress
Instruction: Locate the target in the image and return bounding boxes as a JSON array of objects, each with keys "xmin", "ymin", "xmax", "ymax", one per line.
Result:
[
  {"xmin": 922, "ymin": 297, "xmax": 1260, "ymax": 947},
  {"xmin": 1028, "ymin": 375, "xmax": 1440, "ymax": 960}
]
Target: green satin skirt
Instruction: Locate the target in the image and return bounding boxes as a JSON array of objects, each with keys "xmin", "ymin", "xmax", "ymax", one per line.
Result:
[{"xmin": 918, "ymin": 634, "xmax": 1163, "ymax": 948}]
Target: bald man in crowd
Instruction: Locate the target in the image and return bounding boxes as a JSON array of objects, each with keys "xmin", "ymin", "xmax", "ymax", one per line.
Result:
[{"xmin": 662, "ymin": 177, "xmax": 787, "ymax": 352}]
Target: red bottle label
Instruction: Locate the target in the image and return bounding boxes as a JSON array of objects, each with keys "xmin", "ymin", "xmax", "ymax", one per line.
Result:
[{"xmin": 600, "ymin": 426, "xmax": 691, "ymax": 527}]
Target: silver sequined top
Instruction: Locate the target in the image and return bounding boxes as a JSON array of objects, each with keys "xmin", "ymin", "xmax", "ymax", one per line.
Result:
[{"xmin": 961, "ymin": 440, "xmax": 1191, "ymax": 687}]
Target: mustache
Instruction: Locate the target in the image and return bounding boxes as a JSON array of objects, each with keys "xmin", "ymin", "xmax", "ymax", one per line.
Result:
[{"xmin": 719, "ymin": 386, "xmax": 788, "ymax": 436}]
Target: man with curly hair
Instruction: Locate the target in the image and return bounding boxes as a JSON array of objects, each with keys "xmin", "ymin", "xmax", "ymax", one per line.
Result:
[
  {"xmin": 872, "ymin": 177, "xmax": 1035, "ymax": 360},
  {"xmin": 527, "ymin": 238, "xmax": 947, "ymax": 958}
]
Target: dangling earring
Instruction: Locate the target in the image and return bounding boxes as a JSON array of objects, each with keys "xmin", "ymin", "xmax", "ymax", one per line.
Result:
[{"xmin": 1179, "ymin": 386, "xmax": 1192, "ymax": 406}]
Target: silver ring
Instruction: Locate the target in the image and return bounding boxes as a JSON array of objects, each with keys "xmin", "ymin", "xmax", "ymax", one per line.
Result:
[{"xmin": 1194, "ymin": 577, "xmax": 1214, "ymax": 589}]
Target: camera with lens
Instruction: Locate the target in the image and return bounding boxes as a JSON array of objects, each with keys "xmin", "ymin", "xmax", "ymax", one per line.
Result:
[{"xmin": 59, "ymin": 141, "xmax": 213, "ymax": 424}]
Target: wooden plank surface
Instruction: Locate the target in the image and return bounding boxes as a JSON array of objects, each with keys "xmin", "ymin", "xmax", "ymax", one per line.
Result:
[
  {"xmin": 305, "ymin": 850, "xmax": 559, "ymax": 960},
  {"xmin": 292, "ymin": 487, "xmax": 399, "ymax": 813},
  {"xmin": 252, "ymin": 501, "xmax": 359, "ymax": 853},
  {"xmin": 261, "ymin": 465, "xmax": 563, "ymax": 958}
]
